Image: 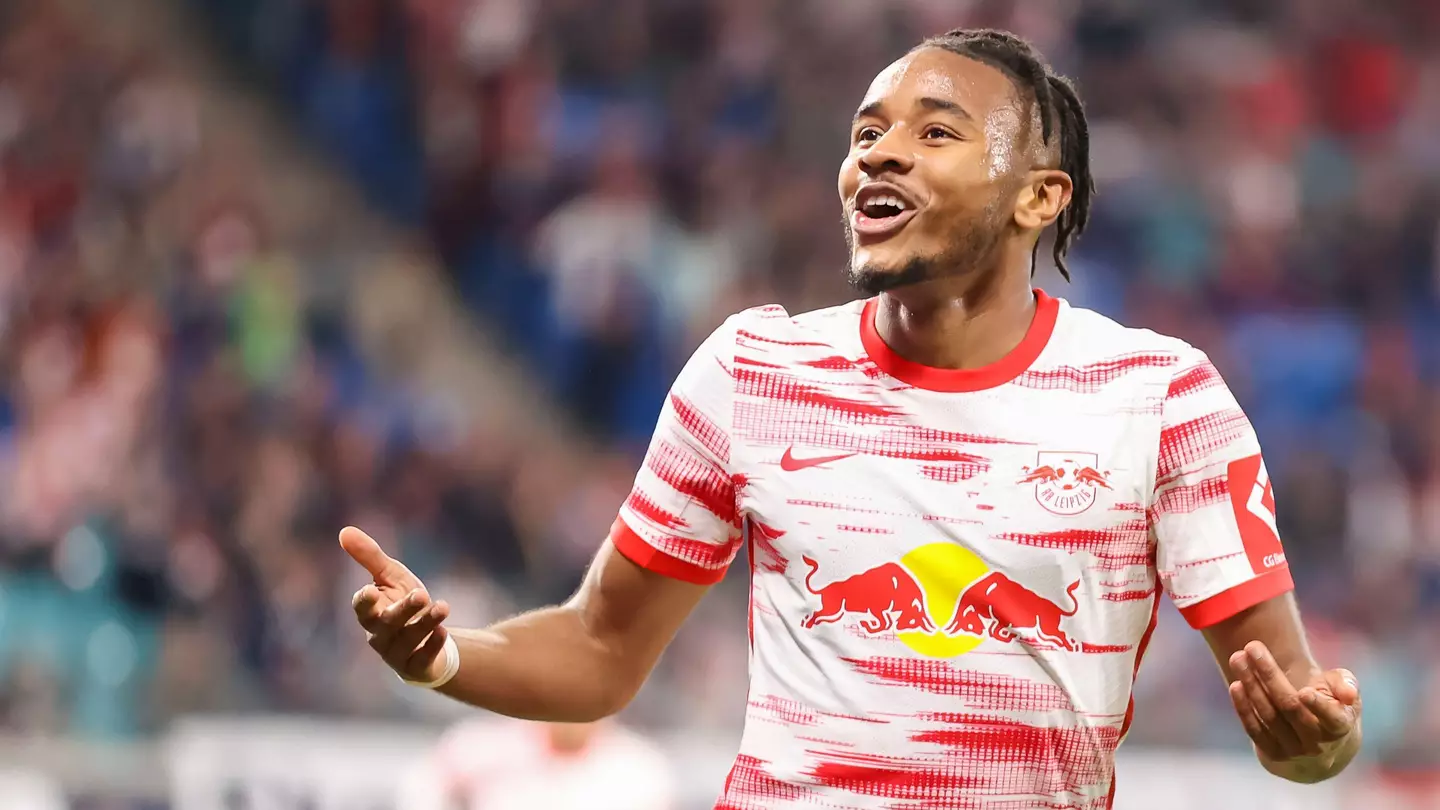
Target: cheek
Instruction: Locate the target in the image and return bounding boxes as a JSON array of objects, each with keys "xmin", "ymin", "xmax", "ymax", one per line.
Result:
[
  {"xmin": 923, "ymin": 158, "xmax": 1004, "ymax": 220},
  {"xmin": 837, "ymin": 154, "xmax": 860, "ymax": 199}
]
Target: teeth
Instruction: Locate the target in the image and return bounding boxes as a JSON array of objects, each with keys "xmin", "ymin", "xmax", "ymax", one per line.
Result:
[{"xmin": 862, "ymin": 194, "xmax": 906, "ymax": 212}]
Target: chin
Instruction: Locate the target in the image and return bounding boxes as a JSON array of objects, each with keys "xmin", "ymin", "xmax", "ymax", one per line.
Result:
[
  {"xmin": 847, "ymin": 266, "xmax": 896, "ymax": 295},
  {"xmin": 847, "ymin": 253, "xmax": 930, "ymax": 295}
]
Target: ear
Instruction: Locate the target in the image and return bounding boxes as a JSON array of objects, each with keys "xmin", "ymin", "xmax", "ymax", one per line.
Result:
[{"xmin": 1013, "ymin": 169, "xmax": 1073, "ymax": 231}]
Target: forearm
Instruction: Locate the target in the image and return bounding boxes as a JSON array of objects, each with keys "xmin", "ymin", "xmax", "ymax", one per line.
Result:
[
  {"xmin": 1257, "ymin": 724, "xmax": 1362, "ymax": 784},
  {"xmin": 436, "ymin": 605, "xmax": 637, "ymax": 722}
]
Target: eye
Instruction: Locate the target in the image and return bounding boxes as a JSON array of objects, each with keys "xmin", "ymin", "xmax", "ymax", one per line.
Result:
[
  {"xmin": 923, "ymin": 126, "xmax": 955, "ymax": 140},
  {"xmin": 855, "ymin": 126, "xmax": 882, "ymax": 143}
]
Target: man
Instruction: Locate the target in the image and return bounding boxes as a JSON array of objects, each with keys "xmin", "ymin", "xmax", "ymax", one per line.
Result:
[
  {"xmin": 343, "ymin": 28, "xmax": 1362, "ymax": 807},
  {"xmin": 403, "ymin": 719, "xmax": 675, "ymax": 810}
]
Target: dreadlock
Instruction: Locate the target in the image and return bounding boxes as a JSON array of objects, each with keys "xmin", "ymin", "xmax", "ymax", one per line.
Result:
[{"xmin": 918, "ymin": 29, "xmax": 1094, "ymax": 282}]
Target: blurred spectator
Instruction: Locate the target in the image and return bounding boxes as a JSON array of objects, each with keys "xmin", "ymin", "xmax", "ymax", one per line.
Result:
[
  {"xmin": 404, "ymin": 718, "xmax": 676, "ymax": 810},
  {"xmin": 0, "ymin": 2, "xmax": 540, "ymax": 743}
]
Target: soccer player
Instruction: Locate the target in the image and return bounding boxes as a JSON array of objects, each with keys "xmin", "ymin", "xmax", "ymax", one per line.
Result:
[{"xmin": 343, "ymin": 28, "xmax": 1362, "ymax": 807}]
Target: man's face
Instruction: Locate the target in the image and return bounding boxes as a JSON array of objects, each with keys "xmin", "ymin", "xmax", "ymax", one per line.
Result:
[{"xmin": 838, "ymin": 47, "xmax": 1029, "ymax": 294}]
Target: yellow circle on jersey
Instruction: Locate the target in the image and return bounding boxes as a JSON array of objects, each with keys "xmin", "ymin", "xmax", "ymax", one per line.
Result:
[{"xmin": 897, "ymin": 542, "xmax": 992, "ymax": 658}]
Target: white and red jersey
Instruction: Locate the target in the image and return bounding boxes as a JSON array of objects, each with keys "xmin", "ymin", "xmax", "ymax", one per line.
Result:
[
  {"xmin": 418, "ymin": 718, "xmax": 676, "ymax": 810},
  {"xmin": 612, "ymin": 290, "xmax": 1294, "ymax": 809}
]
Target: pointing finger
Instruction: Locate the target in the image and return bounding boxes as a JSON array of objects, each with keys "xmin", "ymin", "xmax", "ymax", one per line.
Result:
[{"xmin": 340, "ymin": 526, "xmax": 415, "ymax": 586}]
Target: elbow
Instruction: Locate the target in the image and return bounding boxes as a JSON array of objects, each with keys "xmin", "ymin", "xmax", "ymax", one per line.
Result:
[
  {"xmin": 566, "ymin": 610, "xmax": 657, "ymax": 723},
  {"xmin": 543, "ymin": 669, "xmax": 640, "ymax": 723},
  {"xmin": 509, "ymin": 676, "xmax": 633, "ymax": 724},
  {"xmin": 582, "ymin": 689, "xmax": 634, "ymax": 723},
  {"xmin": 586, "ymin": 659, "xmax": 650, "ymax": 721},
  {"xmin": 552, "ymin": 629, "xmax": 649, "ymax": 723}
]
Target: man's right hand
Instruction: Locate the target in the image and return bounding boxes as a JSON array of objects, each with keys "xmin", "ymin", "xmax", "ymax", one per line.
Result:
[{"xmin": 341, "ymin": 526, "xmax": 453, "ymax": 683}]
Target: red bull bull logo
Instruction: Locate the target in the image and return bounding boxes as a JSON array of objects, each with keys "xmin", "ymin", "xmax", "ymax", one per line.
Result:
[
  {"xmin": 801, "ymin": 558, "xmax": 936, "ymax": 634},
  {"xmin": 1021, "ymin": 451, "xmax": 1111, "ymax": 516},
  {"xmin": 942, "ymin": 572, "xmax": 1081, "ymax": 651},
  {"xmin": 802, "ymin": 543, "xmax": 1083, "ymax": 658}
]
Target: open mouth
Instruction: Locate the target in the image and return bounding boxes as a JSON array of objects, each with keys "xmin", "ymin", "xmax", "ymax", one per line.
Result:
[{"xmin": 851, "ymin": 184, "xmax": 919, "ymax": 240}]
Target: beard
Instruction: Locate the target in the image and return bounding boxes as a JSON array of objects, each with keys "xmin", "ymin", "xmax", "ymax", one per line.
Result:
[
  {"xmin": 847, "ymin": 254, "xmax": 943, "ymax": 295},
  {"xmin": 843, "ymin": 205, "xmax": 1006, "ymax": 296}
]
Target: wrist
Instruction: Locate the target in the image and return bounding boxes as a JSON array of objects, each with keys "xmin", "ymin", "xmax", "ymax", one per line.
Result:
[{"xmin": 400, "ymin": 634, "xmax": 461, "ymax": 689}]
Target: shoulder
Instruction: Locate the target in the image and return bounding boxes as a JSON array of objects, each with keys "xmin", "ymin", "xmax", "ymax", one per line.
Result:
[
  {"xmin": 730, "ymin": 299, "xmax": 864, "ymax": 337},
  {"xmin": 704, "ymin": 300, "xmax": 866, "ymax": 356},
  {"xmin": 1045, "ymin": 297, "xmax": 1212, "ymax": 381}
]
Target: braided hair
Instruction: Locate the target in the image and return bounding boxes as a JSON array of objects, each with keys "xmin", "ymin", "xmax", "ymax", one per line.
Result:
[{"xmin": 918, "ymin": 29, "xmax": 1094, "ymax": 281}]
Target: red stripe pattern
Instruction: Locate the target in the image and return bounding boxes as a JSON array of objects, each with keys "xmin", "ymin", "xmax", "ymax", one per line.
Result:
[
  {"xmin": 1151, "ymin": 352, "xmax": 1293, "ymax": 634},
  {"xmin": 612, "ymin": 303, "xmax": 1293, "ymax": 809},
  {"xmin": 1013, "ymin": 352, "xmax": 1179, "ymax": 393},
  {"xmin": 618, "ymin": 317, "xmax": 745, "ymax": 580},
  {"xmin": 672, "ymin": 391, "xmax": 730, "ymax": 463}
]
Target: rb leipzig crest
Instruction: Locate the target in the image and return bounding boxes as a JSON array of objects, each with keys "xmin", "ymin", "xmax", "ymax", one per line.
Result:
[{"xmin": 1019, "ymin": 451, "xmax": 1111, "ymax": 516}]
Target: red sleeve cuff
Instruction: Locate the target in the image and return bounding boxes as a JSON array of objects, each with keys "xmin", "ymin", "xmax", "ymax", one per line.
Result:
[
  {"xmin": 1179, "ymin": 566, "xmax": 1295, "ymax": 629},
  {"xmin": 608, "ymin": 518, "xmax": 729, "ymax": 586}
]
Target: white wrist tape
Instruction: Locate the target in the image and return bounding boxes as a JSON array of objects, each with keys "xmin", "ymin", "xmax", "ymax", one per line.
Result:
[{"xmin": 400, "ymin": 634, "xmax": 461, "ymax": 689}]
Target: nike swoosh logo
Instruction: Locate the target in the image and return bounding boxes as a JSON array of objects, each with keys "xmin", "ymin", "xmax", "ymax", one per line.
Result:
[{"xmin": 780, "ymin": 448, "xmax": 858, "ymax": 472}]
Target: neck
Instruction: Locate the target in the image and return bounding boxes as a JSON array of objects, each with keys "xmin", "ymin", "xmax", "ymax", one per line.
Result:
[{"xmin": 874, "ymin": 266, "xmax": 1036, "ymax": 371}]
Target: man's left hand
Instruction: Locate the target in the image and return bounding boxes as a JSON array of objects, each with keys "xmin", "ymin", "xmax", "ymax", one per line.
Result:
[{"xmin": 1227, "ymin": 640, "xmax": 1361, "ymax": 764}]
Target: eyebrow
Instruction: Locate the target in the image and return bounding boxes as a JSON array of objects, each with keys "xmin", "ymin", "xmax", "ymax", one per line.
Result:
[
  {"xmin": 853, "ymin": 96, "xmax": 975, "ymax": 125},
  {"xmin": 919, "ymin": 96, "xmax": 973, "ymax": 120}
]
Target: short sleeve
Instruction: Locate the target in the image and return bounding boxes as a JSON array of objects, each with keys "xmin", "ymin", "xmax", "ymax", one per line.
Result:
[
  {"xmin": 611, "ymin": 315, "xmax": 744, "ymax": 585},
  {"xmin": 1151, "ymin": 351, "xmax": 1294, "ymax": 629}
]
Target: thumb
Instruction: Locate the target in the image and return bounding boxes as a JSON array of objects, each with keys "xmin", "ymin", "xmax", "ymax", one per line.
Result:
[
  {"xmin": 340, "ymin": 526, "xmax": 405, "ymax": 581},
  {"xmin": 1325, "ymin": 668, "xmax": 1360, "ymax": 706}
]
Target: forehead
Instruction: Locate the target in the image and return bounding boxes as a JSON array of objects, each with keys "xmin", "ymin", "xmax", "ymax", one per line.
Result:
[{"xmin": 859, "ymin": 47, "xmax": 1019, "ymax": 117}]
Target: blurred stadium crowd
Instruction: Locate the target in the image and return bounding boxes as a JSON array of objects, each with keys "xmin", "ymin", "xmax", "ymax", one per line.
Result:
[{"xmin": 2, "ymin": 0, "xmax": 1440, "ymax": 792}]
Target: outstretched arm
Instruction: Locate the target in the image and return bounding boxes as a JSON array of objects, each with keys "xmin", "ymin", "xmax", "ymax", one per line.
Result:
[
  {"xmin": 346, "ymin": 315, "xmax": 745, "ymax": 722},
  {"xmin": 1202, "ymin": 593, "xmax": 1362, "ymax": 783},
  {"xmin": 344, "ymin": 526, "xmax": 710, "ymax": 723}
]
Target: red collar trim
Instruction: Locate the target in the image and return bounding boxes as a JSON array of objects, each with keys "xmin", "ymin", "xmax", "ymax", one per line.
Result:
[{"xmin": 860, "ymin": 289, "xmax": 1059, "ymax": 393}]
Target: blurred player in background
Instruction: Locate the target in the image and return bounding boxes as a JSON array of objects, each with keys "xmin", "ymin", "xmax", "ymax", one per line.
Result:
[
  {"xmin": 344, "ymin": 27, "xmax": 1362, "ymax": 808},
  {"xmin": 404, "ymin": 718, "xmax": 674, "ymax": 810}
]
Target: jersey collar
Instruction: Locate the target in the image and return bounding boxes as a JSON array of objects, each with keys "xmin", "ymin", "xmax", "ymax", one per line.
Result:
[{"xmin": 860, "ymin": 289, "xmax": 1059, "ymax": 393}]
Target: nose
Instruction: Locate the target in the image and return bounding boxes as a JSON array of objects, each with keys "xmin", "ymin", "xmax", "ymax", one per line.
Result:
[{"xmin": 858, "ymin": 127, "xmax": 914, "ymax": 176}]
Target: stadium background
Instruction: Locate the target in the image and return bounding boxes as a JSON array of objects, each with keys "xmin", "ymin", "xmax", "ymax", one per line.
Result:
[{"xmin": 0, "ymin": 0, "xmax": 1437, "ymax": 806}]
